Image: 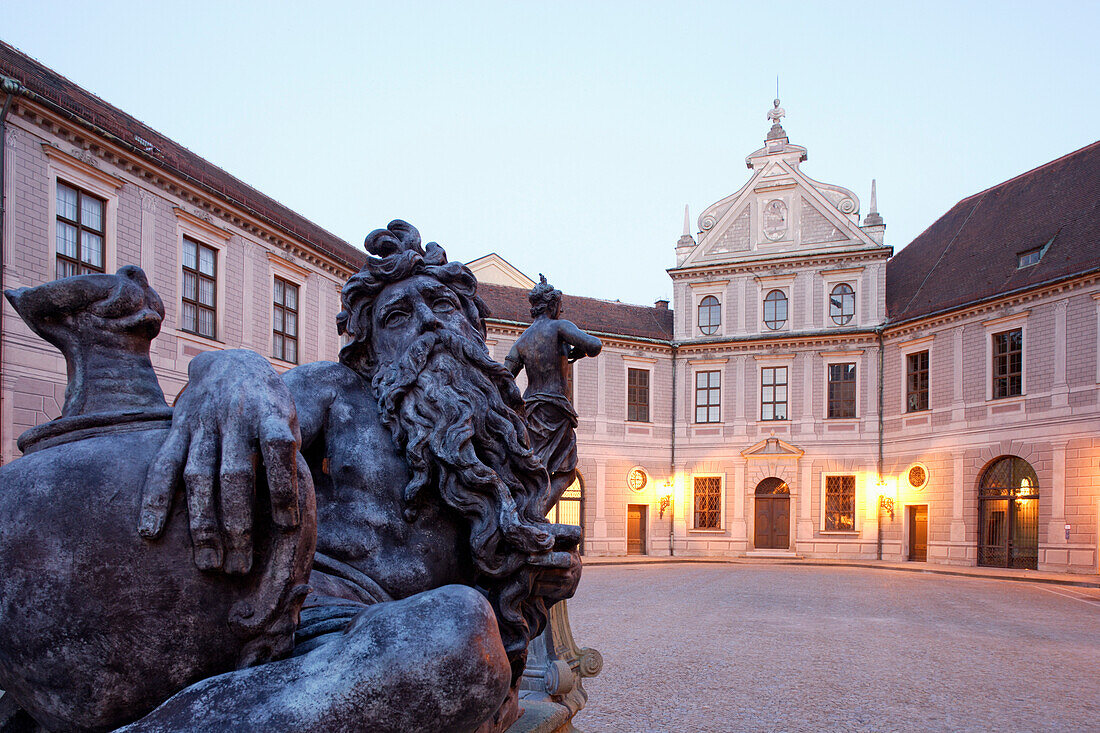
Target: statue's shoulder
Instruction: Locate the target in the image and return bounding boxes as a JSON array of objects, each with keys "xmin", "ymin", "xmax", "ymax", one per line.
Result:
[{"xmin": 283, "ymin": 360, "xmax": 369, "ymax": 403}]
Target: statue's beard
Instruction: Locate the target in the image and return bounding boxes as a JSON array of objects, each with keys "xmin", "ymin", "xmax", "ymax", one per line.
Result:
[{"xmin": 371, "ymin": 326, "xmax": 553, "ymax": 580}]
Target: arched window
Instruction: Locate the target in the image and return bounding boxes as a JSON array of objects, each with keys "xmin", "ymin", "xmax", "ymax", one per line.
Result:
[
  {"xmin": 698, "ymin": 295, "xmax": 721, "ymax": 335},
  {"xmin": 829, "ymin": 283, "xmax": 855, "ymax": 325},
  {"xmin": 549, "ymin": 473, "xmax": 585, "ymax": 553},
  {"xmin": 978, "ymin": 456, "xmax": 1038, "ymax": 569},
  {"xmin": 763, "ymin": 289, "xmax": 787, "ymax": 330}
]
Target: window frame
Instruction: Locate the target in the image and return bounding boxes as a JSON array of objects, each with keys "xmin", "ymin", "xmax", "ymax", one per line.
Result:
[
  {"xmin": 174, "ymin": 208, "xmax": 231, "ymax": 345},
  {"xmin": 626, "ymin": 366, "xmax": 651, "ymax": 423},
  {"xmin": 54, "ymin": 181, "xmax": 108, "ymax": 279},
  {"xmin": 43, "ymin": 145, "xmax": 122, "ymax": 282},
  {"xmin": 821, "ymin": 473, "xmax": 859, "ymax": 533},
  {"xmin": 691, "ymin": 473, "xmax": 725, "ymax": 532},
  {"xmin": 697, "ymin": 294, "xmax": 722, "ymax": 335},
  {"xmin": 819, "ymin": 267, "xmax": 863, "ymax": 329},
  {"xmin": 181, "ymin": 236, "xmax": 219, "ymax": 340},
  {"xmin": 982, "ymin": 312, "xmax": 1029, "ymax": 402},
  {"xmin": 829, "ymin": 283, "xmax": 856, "ymax": 326},
  {"xmin": 760, "ymin": 364, "xmax": 789, "ymax": 421},
  {"xmin": 763, "ymin": 289, "xmax": 789, "ymax": 330},
  {"xmin": 272, "ymin": 277, "xmax": 300, "ymax": 364},
  {"xmin": 694, "ymin": 369, "xmax": 722, "ymax": 424},
  {"xmin": 826, "ymin": 361, "xmax": 857, "ymax": 419},
  {"xmin": 991, "ymin": 328, "xmax": 1023, "ymax": 400},
  {"xmin": 906, "ymin": 350, "xmax": 930, "ymax": 413}
]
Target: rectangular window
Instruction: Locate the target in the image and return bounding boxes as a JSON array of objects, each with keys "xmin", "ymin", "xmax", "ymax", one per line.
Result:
[
  {"xmin": 906, "ymin": 351, "xmax": 929, "ymax": 412},
  {"xmin": 273, "ymin": 278, "xmax": 299, "ymax": 363},
  {"xmin": 992, "ymin": 329, "xmax": 1022, "ymax": 398},
  {"xmin": 627, "ymin": 368, "xmax": 650, "ymax": 422},
  {"xmin": 181, "ymin": 237, "xmax": 217, "ymax": 339},
  {"xmin": 694, "ymin": 370, "xmax": 721, "ymax": 423},
  {"xmin": 55, "ymin": 181, "xmax": 106, "ymax": 279},
  {"xmin": 693, "ymin": 476, "xmax": 721, "ymax": 529},
  {"xmin": 761, "ymin": 365, "xmax": 788, "ymax": 420},
  {"xmin": 824, "ymin": 475, "xmax": 856, "ymax": 531},
  {"xmin": 827, "ymin": 363, "xmax": 856, "ymax": 418}
]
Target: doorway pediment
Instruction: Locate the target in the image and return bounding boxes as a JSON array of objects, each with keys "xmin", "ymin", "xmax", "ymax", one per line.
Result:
[{"xmin": 741, "ymin": 436, "xmax": 804, "ymax": 459}]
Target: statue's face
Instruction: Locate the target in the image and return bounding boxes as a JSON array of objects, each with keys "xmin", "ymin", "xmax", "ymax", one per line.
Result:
[{"xmin": 371, "ymin": 274, "xmax": 471, "ymax": 365}]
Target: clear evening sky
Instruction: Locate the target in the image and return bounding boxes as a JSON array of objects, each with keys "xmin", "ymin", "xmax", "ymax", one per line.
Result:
[{"xmin": 5, "ymin": 1, "xmax": 1098, "ymax": 305}]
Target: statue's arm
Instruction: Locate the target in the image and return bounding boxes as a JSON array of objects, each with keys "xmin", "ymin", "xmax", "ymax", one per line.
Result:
[
  {"xmin": 504, "ymin": 342, "xmax": 524, "ymax": 377},
  {"xmin": 139, "ymin": 349, "xmax": 302, "ymax": 575},
  {"xmin": 558, "ymin": 320, "xmax": 602, "ymax": 361},
  {"xmin": 280, "ymin": 361, "xmax": 344, "ymax": 450}
]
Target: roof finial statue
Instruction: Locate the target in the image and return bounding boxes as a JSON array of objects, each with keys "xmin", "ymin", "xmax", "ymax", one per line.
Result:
[{"xmin": 766, "ymin": 97, "xmax": 787, "ymax": 141}]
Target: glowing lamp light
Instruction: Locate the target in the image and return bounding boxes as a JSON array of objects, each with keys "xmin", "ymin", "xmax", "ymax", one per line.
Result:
[
  {"xmin": 658, "ymin": 479, "xmax": 673, "ymax": 519},
  {"xmin": 876, "ymin": 476, "xmax": 896, "ymax": 520}
]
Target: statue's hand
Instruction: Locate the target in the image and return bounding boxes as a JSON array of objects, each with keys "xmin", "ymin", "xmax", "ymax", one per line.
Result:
[
  {"xmin": 138, "ymin": 350, "xmax": 301, "ymax": 575},
  {"xmin": 528, "ymin": 523, "xmax": 582, "ymax": 604}
]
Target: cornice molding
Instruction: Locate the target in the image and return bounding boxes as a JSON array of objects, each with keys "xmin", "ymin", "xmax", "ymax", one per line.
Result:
[
  {"xmin": 19, "ymin": 100, "xmax": 357, "ymax": 280},
  {"xmin": 41, "ymin": 143, "xmax": 124, "ymax": 191}
]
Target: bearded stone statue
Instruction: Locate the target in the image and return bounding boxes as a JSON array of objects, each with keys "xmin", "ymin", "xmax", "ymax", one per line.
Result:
[{"xmin": 0, "ymin": 221, "xmax": 581, "ymax": 732}]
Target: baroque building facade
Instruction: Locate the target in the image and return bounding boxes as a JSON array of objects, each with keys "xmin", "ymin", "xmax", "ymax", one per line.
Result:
[{"xmin": 1, "ymin": 42, "xmax": 1098, "ymax": 574}]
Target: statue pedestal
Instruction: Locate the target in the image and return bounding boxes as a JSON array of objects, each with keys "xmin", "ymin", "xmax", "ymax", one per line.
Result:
[{"xmin": 511, "ymin": 600, "xmax": 603, "ymax": 732}]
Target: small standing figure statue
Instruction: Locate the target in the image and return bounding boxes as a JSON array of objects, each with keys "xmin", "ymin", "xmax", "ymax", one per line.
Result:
[{"xmin": 506, "ymin": 275, "xmax": 602, "ymax": 512}]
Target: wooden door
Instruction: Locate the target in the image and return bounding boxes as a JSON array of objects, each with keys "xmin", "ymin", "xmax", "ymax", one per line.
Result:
[
  {"xmin": 909, "ymin": 505, "xmax": 928, "ymax": 561},
  {"xmin": 627, "ymin": 504, "xmax": 646, "ymax": 555},
  {"xmin": 754, "ymin": 497, "xmax": 790, "ymax": 550}
]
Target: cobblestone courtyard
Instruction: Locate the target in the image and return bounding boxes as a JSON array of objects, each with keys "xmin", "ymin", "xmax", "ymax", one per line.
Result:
[{"xmin": 567, "ymin": 564, "xmax": 1100, "ymax": 732}]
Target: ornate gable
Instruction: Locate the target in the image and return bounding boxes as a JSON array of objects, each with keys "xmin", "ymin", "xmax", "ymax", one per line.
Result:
[{"xmin": 674, "ymin": 101, "xmax": 885, "ymax": 270}]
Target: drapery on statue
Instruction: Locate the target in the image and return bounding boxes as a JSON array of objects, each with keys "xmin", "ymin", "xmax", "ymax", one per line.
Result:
[
  {"xmin": 505, "ymin": 276, "xmax": 602, "ymax": 509},
  {"xmin": 0, "ymin": 222, "xmax": 581, "ymax": 732}
]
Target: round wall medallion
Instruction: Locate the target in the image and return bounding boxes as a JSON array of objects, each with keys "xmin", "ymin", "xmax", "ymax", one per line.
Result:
[
  {"xmin": 907, "ymin": 463, "xmax": 928, "ymax": 491},
  {"xmin": 627, "ymin": 467, "xmax": 648, "ymax": 493},
  {"xmin": 763, "ymin": 199, "xmax": 788, "ymax": 241}
]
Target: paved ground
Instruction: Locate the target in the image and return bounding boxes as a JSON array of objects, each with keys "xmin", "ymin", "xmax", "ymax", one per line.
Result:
[{"xmin": 566, "ymin": 564, "xmax": 1100, "ymax": 732}]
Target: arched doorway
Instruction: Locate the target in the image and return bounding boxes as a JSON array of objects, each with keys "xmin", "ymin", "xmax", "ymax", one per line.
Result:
[
  {"xmin": 978, "ymin": 456, "xmax": 1039, "ymax": 569},
  {"xmin": 549, "ymin": 472, "xmax": 585, "ymax": 554},
  {"xmin": 754, "ymin": 477, "xmax": 790, "ymax": 550}
]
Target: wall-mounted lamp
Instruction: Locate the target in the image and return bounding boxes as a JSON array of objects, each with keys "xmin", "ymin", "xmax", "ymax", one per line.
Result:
[
  {"xmin": 878, "ymin": 494, "xmax": 895, "ymax": 520},
  {"xmin": 876, "ymin": 477, "xmax": 895, "ymax": 521}
]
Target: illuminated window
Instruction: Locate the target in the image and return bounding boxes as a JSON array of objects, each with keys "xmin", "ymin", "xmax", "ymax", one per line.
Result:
[
  {"xmin": 829, "ymin": 283, "xmax": 855, "ymax": 325},
  {"xmin": 824, "ymin": 475, "xmax": 856, "ymax": 531},
  {"xmin": 273, "ymin": 278, "xmax": 299, "ymax": 363},
  {"xmin": 697, "ymin": 295, "xmax": 721, "ymax": 335},
  {"xmin": 55, "ymin": 181, "xmax": 106, "ymax": 279},
  {"xmin": 627, "ymin": 368, "xmax": 650, "ymax": 422},
  {"xmin": 906, "ymin": 350, "xmax": 929, "ymax": 412},
  {"xmin": 693, "ymin": 476, "xmax": 721, "ymax": 529},
  {"xmin": 827, "ymin": 363, "xmax": 856, "ymax": 418},
  {"xmin": 992, "ymin": 329, "xmax": 1022, "ymax": 398},
  {"xmin": 763, "ymin": 289, "xmax": 787, "ymax": 330},
  {"xmin": 761, "ymin": 366, "xmax": 788, "ymax": 420},
  {"xmin": 181, "ymin": 237, "xmax": 217, "ymax": 339},
  {"xmin": 695, "ymin": 370, "xmax": 721, "ymax": 423}
]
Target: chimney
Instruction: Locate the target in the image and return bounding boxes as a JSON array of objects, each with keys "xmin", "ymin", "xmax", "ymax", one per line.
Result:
[{"xmin": 654, "ymin": 299, "xmax": 669, "ymax": 310}]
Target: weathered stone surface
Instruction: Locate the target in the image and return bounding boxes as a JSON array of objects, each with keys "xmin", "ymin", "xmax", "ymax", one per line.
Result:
[{"xmin": 0, "ymin": 223, "xmax": 582, "ymax": 732}]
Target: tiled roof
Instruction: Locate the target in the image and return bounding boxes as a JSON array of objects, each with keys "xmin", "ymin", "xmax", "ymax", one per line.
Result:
[
  {"xmin": 887, "ymin": 140, "xmax": 1100, "ymax": 323},
  {"xmin": 0, "ymin": 41, "xmax": 367, "ymax": 271},
  {"xmin": 478, "ymin": 282, "xmax": 674, "ymax": 342}
]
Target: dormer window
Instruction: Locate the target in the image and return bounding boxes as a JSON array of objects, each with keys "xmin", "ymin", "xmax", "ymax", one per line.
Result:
[
  {"xmin": 829, "ymin": 283, "xmax": 855, "ymax": 325},
  {"xmin": 763, "ymin": 289, "xmax": 788, "ymax": 330},
  {"xmin": 698, "ymin": 295, "xmax": 721, "ymax": 335},
  {"xmin": 1017, "ymin": 236, "xmax": 1055, "ymax": 269}
]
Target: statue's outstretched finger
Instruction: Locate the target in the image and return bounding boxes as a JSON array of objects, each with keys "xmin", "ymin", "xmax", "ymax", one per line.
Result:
[
  {"xmin": 139, "ymin": 424, "xmax": 190, "ymax": 539},
  {"xmin": 219, "ymin": 431, "xmax": 256, "ymax": 575},
  {"xmin": 184, "ymin": 427, "xmax": 224, "ymax": 571},
  {"xmin": 260, "ymin": 417, "xmax": 300, "ymax": 530}
]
